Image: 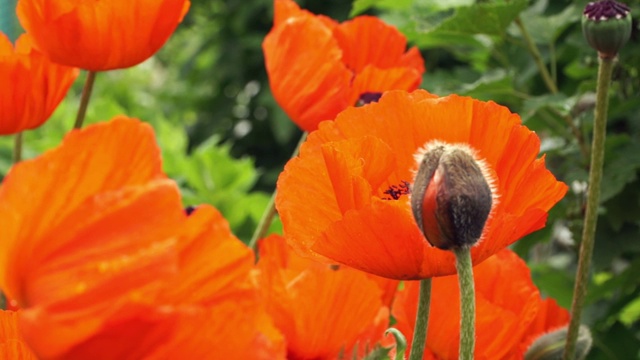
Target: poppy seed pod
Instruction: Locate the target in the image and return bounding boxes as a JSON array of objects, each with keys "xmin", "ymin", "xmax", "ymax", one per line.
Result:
[
  {"xmin": 411, "ymin": 141, "xmax": 495, "ymax": 250},
  {"xmin": 582, "ymin": 0, "xmax": 632, "ymax": 58}
]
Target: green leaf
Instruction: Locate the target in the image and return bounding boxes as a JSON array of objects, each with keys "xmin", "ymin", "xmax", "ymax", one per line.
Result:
[
  {"xmin": 530, "ymin": 262, "xmax": 575, "ymax": 309},
  {"xmin": 350, "ymin": 0, "xmax": 382, "ymax": 16},
  {"xmin": 163, "ymin": 134, "xmax": 270, "ymax": 243},
  {"xmin": 350, "ymin": 0, "xmax": 413, "ymax": 16},
  {"xmin": 458, "ymin": 69, "xmax": 518, "ymax": 103},
  {"xmin": 619, "ymin": 296, "xmax": 640, "ymax": 327},
  {"xmin": 416, "ymin": 0, "xmax": 528, "ymax": 37},
  {"xmin": 601, "ymin": 137, "xmax": 640, "ymax": 202},
  {"xmin": 514, "ymin": 4, "xmax": 580, "ymax": 44},
  {"xmin": 586, "ymin": 258, "xmax": 640, "ymax": 304}
]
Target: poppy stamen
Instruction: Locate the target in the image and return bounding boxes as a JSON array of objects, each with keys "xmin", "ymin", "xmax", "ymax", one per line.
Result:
[
  {"xmin": 357, "ymin": 92, "xmax": 383, "ymax": 106},
  {"xmin": 382, "ymin": 180, "xmax": 411, "ymax": 200}
]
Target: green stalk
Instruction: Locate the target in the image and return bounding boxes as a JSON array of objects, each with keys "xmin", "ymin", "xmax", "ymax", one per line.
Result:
[
  {"xmin": 454, "ymin": 247, "xmax": 475, "ymax": 360},
  {"xmin": 248, "ymin": 131, "xmax": 307, "ymax": 249},
  {"xmin": 515, "ymin": 16, "xmax": 558, "ymax": 94},
  {"xmin": 13, "ymin": 131, "xmax": 22, "ymax": 164},
  {"xmin": 0, "ymin": 291, "xmax": 5, "ymax": 310},
  {"xmin": 409, "ymin": 278, "xmax": 432, "ymax": 360},
  {"xmin": 563, "ymin": 56, "xmax": 615, "ymax": 360},
  {"xmin": 515, "ymin": 16, "xmax": 588, "ymax": 161},
  {"xmin": 73, "ymin": 71, "xmax": 97, "ymax": 130}
]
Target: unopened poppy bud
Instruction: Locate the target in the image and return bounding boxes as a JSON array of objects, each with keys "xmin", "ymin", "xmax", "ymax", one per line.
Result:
[
  {"xmin": 582, "ymin": 0, "xmax": 632, "ymax": 58},
  {"xmin": 411, "ymin": 141, "xmax": 495, "ymax": 250},
  {"xmin": 525, "ymin": 325, "xmax": 592, "ymax": 360}
]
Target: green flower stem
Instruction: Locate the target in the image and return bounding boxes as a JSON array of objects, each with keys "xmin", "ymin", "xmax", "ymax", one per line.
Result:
[
  {"xmin": 0, "ymin": 291, "xmax": 6, "ymax": 310},
  {"xmin": 515, "ymin": 17, "xmax": 588, "ymax": 160},
  {"xmin": 13, "ymin": 131, "xmax": 22, "ymax": 164},
  {"xmin": 515, "ymin": 16, "xmax": 558, "ymax": 94},
  {"xmin": 73, "ymin": 71, "xmax": 97, "ymax": 130},
  {"xmin": 409, "ymin": 278, "xmax": 432, "ymax": 360},
  {"xmin": 563, "ymin": 56, "xmax": 615, "ymax": 360},
  {"xmin": 248, "ymin": 131, "xmax": 307, "ymax": 250},
  {"xmin": 454, "ymin": 246, "xmax": 475, "ymax": 360}
]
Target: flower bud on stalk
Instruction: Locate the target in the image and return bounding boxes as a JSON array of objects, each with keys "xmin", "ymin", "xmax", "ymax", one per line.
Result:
[
  {"xmin": 526, "ymin": 325, "xmax": 593, "ymax": 360},
  {"xmin": 582, "ymin": 0, "xmax": 632, "ymax": 59},
  {"xmin": 411, "ymin": 141, "xmax": 495, "ymax": 250}
]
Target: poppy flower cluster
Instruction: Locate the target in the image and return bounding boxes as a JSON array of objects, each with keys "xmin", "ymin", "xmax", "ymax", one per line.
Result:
[
  {"xmin": 0, "ymin": 0, "xmax": 575, "ymax": 358},
  {"xmin": 0, "ymin": 114, "xmax": 569, "ymax": 359},
  {"xmin": 263, "ymin": 0, "xmax": 425, "ymax": 131}
]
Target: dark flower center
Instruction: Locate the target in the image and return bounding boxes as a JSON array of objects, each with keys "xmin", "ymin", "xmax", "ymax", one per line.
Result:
[
  {"xmin": 584, "ymin": 0, "xmax": 630, "ymax": 21},
  {"xmin": 382, "ymin": 180, "xmax": 411, "ymax": 200},
  {"xmin": 184, "ymin": 205, "xmax": 197, "ymax": 216},
  {"xmin": 356, "ymin": 92, "xmax": 383, "ymax": 106}
]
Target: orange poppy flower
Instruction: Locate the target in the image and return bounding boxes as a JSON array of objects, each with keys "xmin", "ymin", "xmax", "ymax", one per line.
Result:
[
  {"xmin": 0, "ymin": 117, "xmax": 283, "ymax": 359},
  {"xmin": 17, "ymin": 0, "xmax": 191, "ymax": 71},
  {"xmin": 276, "ymin": 90, "xmax": 568, "ymax": 280},
  {"xmin": 1, "ymin": 310, "xmax": 37, "ymax": 359},
  {"xmin": 263, "ymin": 0, "xmax": 425, "ymax": 132},
  {"xmin": 392, "ymin": 249, "xmax": 570, "ymax": 359},
  {"xmin": 0, "ymin": 33, "xmax": 78, "ymax": 135},
  {"xmin": 257, "ymin": 234, "xmax": 389, "ymax": 359}
]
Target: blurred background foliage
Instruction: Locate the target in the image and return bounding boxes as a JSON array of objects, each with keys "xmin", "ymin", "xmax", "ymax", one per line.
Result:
[{"xmin": 1, "ymin": 0, "xmax": 639, "ymax": 358}]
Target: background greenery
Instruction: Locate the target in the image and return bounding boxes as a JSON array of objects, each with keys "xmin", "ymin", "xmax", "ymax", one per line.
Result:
[{"xmin": 1, "ymin": 0, "xmax": 639, "ymax": 358}]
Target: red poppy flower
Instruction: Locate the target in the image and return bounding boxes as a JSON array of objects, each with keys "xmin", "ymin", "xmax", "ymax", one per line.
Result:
[
  {"xmin": 276, "ymin": 90, "xmax": 568, "ymax": 280},
  {"xmin": 257, "ymin": 234, "xmax": 389, "ymax": 359},
  {"xmin": 263, "ymin": 0, "xmax": 425, "ymax": 132},
  {"xmin": 0, "ymin": 117, "xmax": 283, "ymax": 359},
  {"xmin": 17, "ymin": 0, "xmax": 190, "ymax": 71},
  {"xmin": 392, "ymin": 249, "xmax": 570, "ymax": 359},
  {"xmin": 0, "ymin": 33, "xmax": 78, "ymax": 135},
  {"xmin": 1, "ymin": 310, "xmax": 37, "ymax": 359}
]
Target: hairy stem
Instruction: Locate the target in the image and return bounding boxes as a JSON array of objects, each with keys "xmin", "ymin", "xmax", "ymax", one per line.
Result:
[
  {"xmin": 454, "ymin": 247, "xmax": 475, "ymax": 360},
  {"xmin": 563, "ymin": 56, "xmax": 615, "ymax": 360},
  {"xmin": 409, "ymin": 278, "xmax": 432, "ymax": 360}
]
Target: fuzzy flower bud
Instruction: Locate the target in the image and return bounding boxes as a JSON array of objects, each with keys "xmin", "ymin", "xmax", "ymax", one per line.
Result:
[
  {"xmin": 411, "ymin": 141, "xmax": 495, "ymax": 250},
  {"xmin": 582, "ymin": 0, "xmax": 632, "ymax": 58},
  {"xmin": 525, "ymin": 325, "xmax": 593, "ymax": 360}
]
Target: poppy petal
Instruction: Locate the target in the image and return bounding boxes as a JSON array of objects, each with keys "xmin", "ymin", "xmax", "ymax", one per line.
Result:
[
  {"xmin": 0, "ymin": 310, "xmax": 37, "ymax": 360},
  {"xmin": 263, "ymin": 14, "xmax": 352, "ymax": 131},
  {"xmin": 333, "ymin": 16, "xmax": 416, "ymax": 73},
  {"xmin": 258, "ymin": 235, "xmax": 387, "ymax": 359},
  {"xmin": 159, "ymin": 204, "xmax": 257, "ymax": 305},
  {"xmin": 349, "ymin": 65, "xmax": 423, "ymax": 105},
  {"xmin": 0, "ymin": 117, "xmax": 169, "ymax": 304},
  {"xmin": 17, "ymin": 0, "xmax": 190, "ymax": 70},
  {"xmin": 0, "ymin": 33, "xmax": 78, "ymax": 134}
]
